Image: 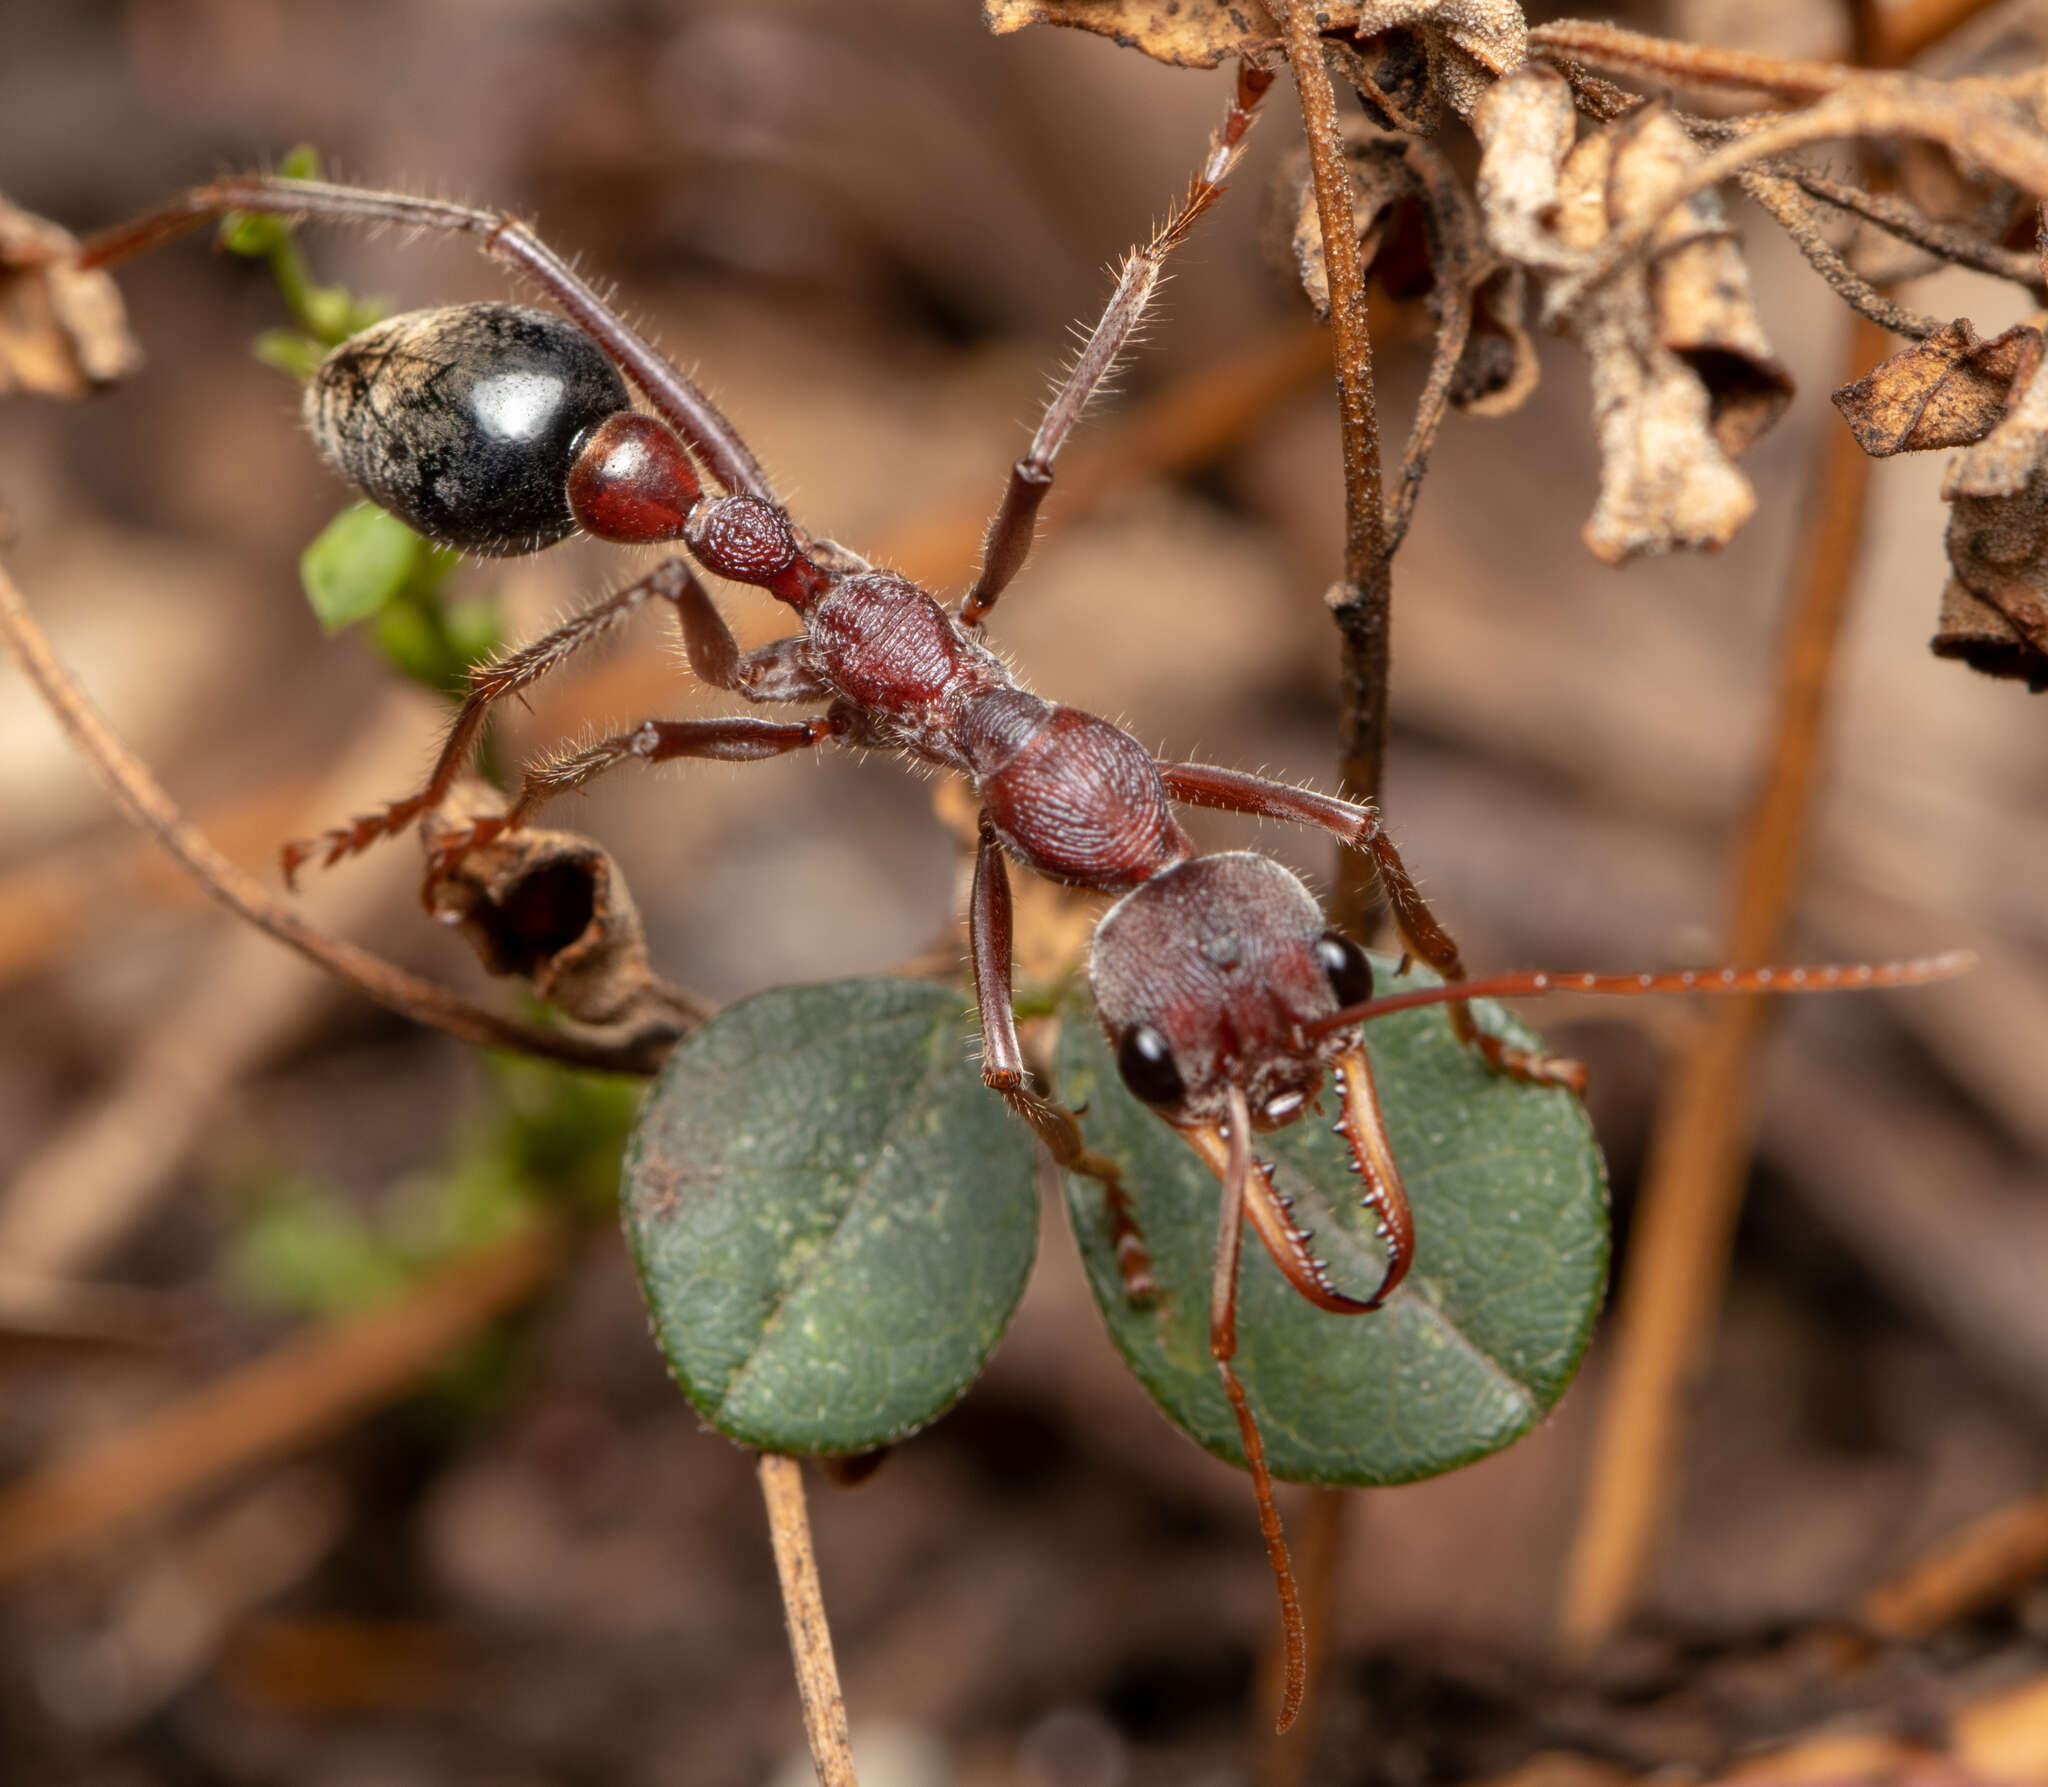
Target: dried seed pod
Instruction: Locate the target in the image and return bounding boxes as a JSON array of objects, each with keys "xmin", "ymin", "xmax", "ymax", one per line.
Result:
[{"xmin": 306, "ymin": 303, "xmax": 630, "ymax": 555}]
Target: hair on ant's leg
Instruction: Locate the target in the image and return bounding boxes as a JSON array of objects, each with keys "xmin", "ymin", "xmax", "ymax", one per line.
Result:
[
  {"xmin": 959, "ymin": 61, "xmax": 1277, "ymax": 626},
  {"xmin": 424, "ymin": 712, "xmax": 846, "ymax": 882}
]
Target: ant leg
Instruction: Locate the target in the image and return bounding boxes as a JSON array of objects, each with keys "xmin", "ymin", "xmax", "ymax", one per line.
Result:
[
  {"xmin": 285, "ymin": 559, "xmax": 710, "ymax": 884},
  {"xmin": 970, "ymin": 818, "xmax": 1155, "ymax": 1302},
  {"xmin": 958, "ymin": 62, "xmax": 1276, "ymax": 626},
  {"xmin": 1155, "ymin": 761, "xmax": 1585, "ymax": 1091},
  {"xmin": 431, "ymin": 712, "xmax": 846, "ymax": 876},
  {"xmin": 286, "ymin": 561, "xmax": 832, "ymax": 885},
  {"xmin": 83, "ymin": 179, "xmax": 776, "ymax": 506}
]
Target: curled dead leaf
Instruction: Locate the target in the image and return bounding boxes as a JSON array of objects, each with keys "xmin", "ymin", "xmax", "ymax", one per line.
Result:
[
  {"xmin": 1933, "ymin": 345, "xmax": 2048, "ymax": 688},
  {"xmin": 1833, "ymin": 319, "xmax": 2042, "ymax": 458},
  {"xmin": 1289, "ymin": 123, "xmax": 1537, "ymax": 416},
  {"xmin": 980, "ymin": 0, "xmax": 1277, "ymax": 68},
  {"xmin": 1453, "ymin": 264, "xmax": 1538, "ymax": 415},
  {"xmin": 0, "ymin": 193, "xmax": 142, "ymax": 399},
  {"xmin": 1315, "ymin": 0, "xmax": 1528, "ymax": 119},
  {"xmin": 1473, "ymin": 70, "xmax": 1790, "ymax": 564},
  {"xmin": 421, "ymin": 798, "xmax": 702, "ymax": 1043}
]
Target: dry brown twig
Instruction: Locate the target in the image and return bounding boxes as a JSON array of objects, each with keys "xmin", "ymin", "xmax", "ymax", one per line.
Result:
[
  {"xmin": 0, "ymin": 557, "xmax": 685, "ymax": 1075},
  {"xmin": 0, "ymin": 1224, "xmax": 562, "ymax": 1581},
  {"xmin": 758, "ymin": 1455, "xmax": 861, "ymax": 1787}
]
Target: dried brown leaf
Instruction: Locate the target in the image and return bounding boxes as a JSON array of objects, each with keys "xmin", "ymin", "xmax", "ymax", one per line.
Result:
[
  {"xmin": 1833, "ymin": 319, "xmax": 2041, "ymax": 457},
  {"xmin": 1935, "ymin": 345, "xmax": 2048, "ymax": 686},
  {"xmin": 1473, "ymin": 72, "xmax": 1789, "ymax": 563},
  {"xmin": 420, "ymin": 799, "xmax": 701, "ymax": 1039},
  {"xmin": 1452, "ymin": 264, "xmax": 1538, "ymax": 415},
  {"xmin": 0, "ymin": 193, "xmax": 142, "ymax": 399},
  {"xmin": 1316, "ymin": 0, "xmax": 1528, "ymax": 118},
  {"xmin": 980, "ymin": 0, "xmax": 1277, "ymax": 68}
]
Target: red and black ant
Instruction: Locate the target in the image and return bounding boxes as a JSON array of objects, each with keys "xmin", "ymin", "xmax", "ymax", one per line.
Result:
[{"xmin": 79, "ymin": 60, "xmax": 1966, "ymax": 1727}]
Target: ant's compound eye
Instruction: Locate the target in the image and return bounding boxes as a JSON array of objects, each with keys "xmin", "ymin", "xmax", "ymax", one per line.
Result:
[
  {"xmin": 306, "ymin": 303, "xmax": 630, "ymax": 556},
  {"xmin": 1115, "ymin": 1023, "xmax": 1187, "ymax": 1108},
  {"xmin": 1315, "ymin": 931, "xmax": 1373, "ymax": 1009}
]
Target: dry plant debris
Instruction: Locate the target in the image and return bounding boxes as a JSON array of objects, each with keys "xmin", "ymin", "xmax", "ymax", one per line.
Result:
[
  {"xmin": 1001, "ymin": 0, "xmax": 2048, "ymax": 686},
  {"xmin": 1474, "ymin": 70, "xmax": 1790, "ymax": 562},
  {"xmin": 1837, "ymin": 320, "xmax": 2048, "ymax": 684},
  {"xmin": 0, "ymin": 191, "xmax": 141, "ymax": 399},
  {"xmin": 980, "ymin": 0, "xmax": 1279, "ymax": 68}
]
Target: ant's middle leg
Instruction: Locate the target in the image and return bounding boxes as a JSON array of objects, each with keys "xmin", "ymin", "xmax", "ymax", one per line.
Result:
[
  {"xmin": 969, "ymin": 819, "xmax": 1156, "ymax": 1303},
  {"xmin": 1155, "ymin": 760, "xmax": 1585, "ymax": 1091}
]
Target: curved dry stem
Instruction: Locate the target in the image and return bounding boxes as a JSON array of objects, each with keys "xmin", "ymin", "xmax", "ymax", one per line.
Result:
[
  {"xmin": 1790, "ymin": 167, "xmax": 2046, "ymax": 288},
  {"xmin": 1386, "ymin": 285, "xmax": 1477, "ymax": 552},
  {"xmin": 1531, "ymin": 20, "xmax": 1851, "ymax": 101},
  {"xmin": 0, "ymin": 558, "xmax": 673, "ymax": 1076},
  {"xmin": 1740, "ymin": 169, "xmax": 1947, "ymax": 338}
]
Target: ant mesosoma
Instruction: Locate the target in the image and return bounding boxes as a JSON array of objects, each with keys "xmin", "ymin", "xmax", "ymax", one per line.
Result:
[{"xmin": 81, "ymin": 61, "xmax": 1966, "ymax": 1728}]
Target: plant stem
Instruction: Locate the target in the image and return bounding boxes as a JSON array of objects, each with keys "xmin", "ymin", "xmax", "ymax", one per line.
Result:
[
  {"xmin": 1279, "ymin": 0, "xmax": 1393, "ymax": 934},
  {"xmin": 0, "ymin": 558, "xmax": 667, "ymax": 1075},
  {"xmin": 758, "ymin": 1454, "xmax": 860, "ymax": 1787},
  {"xmin": 1555, "ymin": 313, "xmax": 1887, "ymax": 1653}
]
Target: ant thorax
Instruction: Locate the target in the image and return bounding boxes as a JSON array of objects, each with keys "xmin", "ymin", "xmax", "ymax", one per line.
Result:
[{"xmin": 1089, "ymin": 853, "xmax": 1373, "ymax": 1130}]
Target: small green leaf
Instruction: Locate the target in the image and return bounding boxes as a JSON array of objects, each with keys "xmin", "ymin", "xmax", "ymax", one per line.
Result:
[
  {"xmin": 300, "ymin": 502, "xmax": 423, "ymax": 633},
  {"xmin": 1056, "ymin": 959, "xmax": 1608, "ymax": 1486},
  {"xmin": 624, "ymin": 979, "xmax": 1040, "ymax": 1454},
  {"xmin": 252, "ymin": 328, "xmax": 327, "ymax": 382}
]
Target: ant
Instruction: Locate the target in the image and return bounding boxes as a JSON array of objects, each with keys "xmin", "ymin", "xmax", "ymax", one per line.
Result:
[{"xmin": 80, "ymin": 60, "xmax": 1966, "ymax": 1729}]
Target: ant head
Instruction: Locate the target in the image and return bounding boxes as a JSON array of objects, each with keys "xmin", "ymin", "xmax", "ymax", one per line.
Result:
[{"xmin": 1088, "ymin": 853, "xmax": 1371, "ymax": 1132}]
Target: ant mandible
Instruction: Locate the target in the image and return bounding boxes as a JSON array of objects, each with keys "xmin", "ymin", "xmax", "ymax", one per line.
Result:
[{"xmin": 80, "ymin": 60, "xmax": 1966, "ymax": 1729}]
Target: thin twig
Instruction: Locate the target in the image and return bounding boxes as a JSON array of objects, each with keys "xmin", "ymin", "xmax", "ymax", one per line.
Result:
[
  {"xmin": 1787, "ymin": 167, "xmax": 2045, "ymax": 287},
  {"xmin": 1862, "ymin": 1488, "xmax": 2048, "ymax": 1639},
  {"xmin": 1556, "ymin": 314, "xmax": 1889, "ymax": 1653},
  {"xmin": 758, "ymin": 1454, "xmax": 860, "ymax": 1787},
  {"xmin": 1740, "ymin": 169, "xmax": 1946, "ymax": 337},
  {"xmin": 0, "ymin": 1224, "xmax": 561, "ymax": 1580},
  {"xmin": 1530, "ymin": 19, "xmax": 1851, "ymax": 100},
  {"xmin": 1281, "ymin": 0, "xmax": 1393, "ymax": 934},
  {"xmin": 1386, "ymin": 288, "xmax": 1477, "ymax": 553},
  {"xmin": 0, "ymin": 557, "xmax": 674, "ymax": 1076},
  {"xmin": 1569, "ymin": 80, "xmax": 2048, "ymax": 305}
]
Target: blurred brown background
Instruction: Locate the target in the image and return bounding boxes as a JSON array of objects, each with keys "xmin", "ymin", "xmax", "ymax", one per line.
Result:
[{"xmin": 2, "ymin": 2, "xmax": 2046, "ymax": 1783}]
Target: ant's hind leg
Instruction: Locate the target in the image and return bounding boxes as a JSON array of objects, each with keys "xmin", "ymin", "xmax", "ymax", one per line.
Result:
[
  {"xmin": 441, "ymin": 712, "xmax": 846, "ymax": 865},
  {"xmin": 283, "ymin": 560, "xmax": 709, "ymax": 885},
  {"xmin": 969, "ymin": 820, "xmax": 1156, "ymax": 1303},
  {"xmin": 1153, "ymin": 759, "xmax": 1585, "ymax": 1093}
]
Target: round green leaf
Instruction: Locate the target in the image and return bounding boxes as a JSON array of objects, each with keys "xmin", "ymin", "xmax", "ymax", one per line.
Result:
[
  {"xmin": 300, "ymin": 501, "xmax": 423, "ymax": 633},
  {"xmin": 1056, "ymin": 959, "xmax": 1608, "ymax": 1485},
  {"xmin": 623, "ymin": 978, "xmax": 1040, "ymax": 1454}
]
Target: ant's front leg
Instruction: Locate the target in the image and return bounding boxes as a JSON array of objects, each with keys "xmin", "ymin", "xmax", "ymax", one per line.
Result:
[
  {"xmin": 1155, "ymin": 761, "xmax": 1585, "ymax": 1093},
  {"xmin": 969, "ymin": 819, "xmax": 1156, "ymax": 1303},
  {"xmin": 957, "ymin": 62, "xmax": 1275, "ymax": 626}
]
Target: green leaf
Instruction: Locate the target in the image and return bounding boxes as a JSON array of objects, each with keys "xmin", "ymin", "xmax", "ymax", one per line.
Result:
[
  {"xmin": 1056, "ymin": 958, "xmax": 1608, "ymax": 1486},
  {"xmin": 624, "ymin": 979, "xmax": 1040, "ymax": 1454},
  {"xmin": 300, "ymin": 502, "xmax": 424, "ymax": 633}
]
